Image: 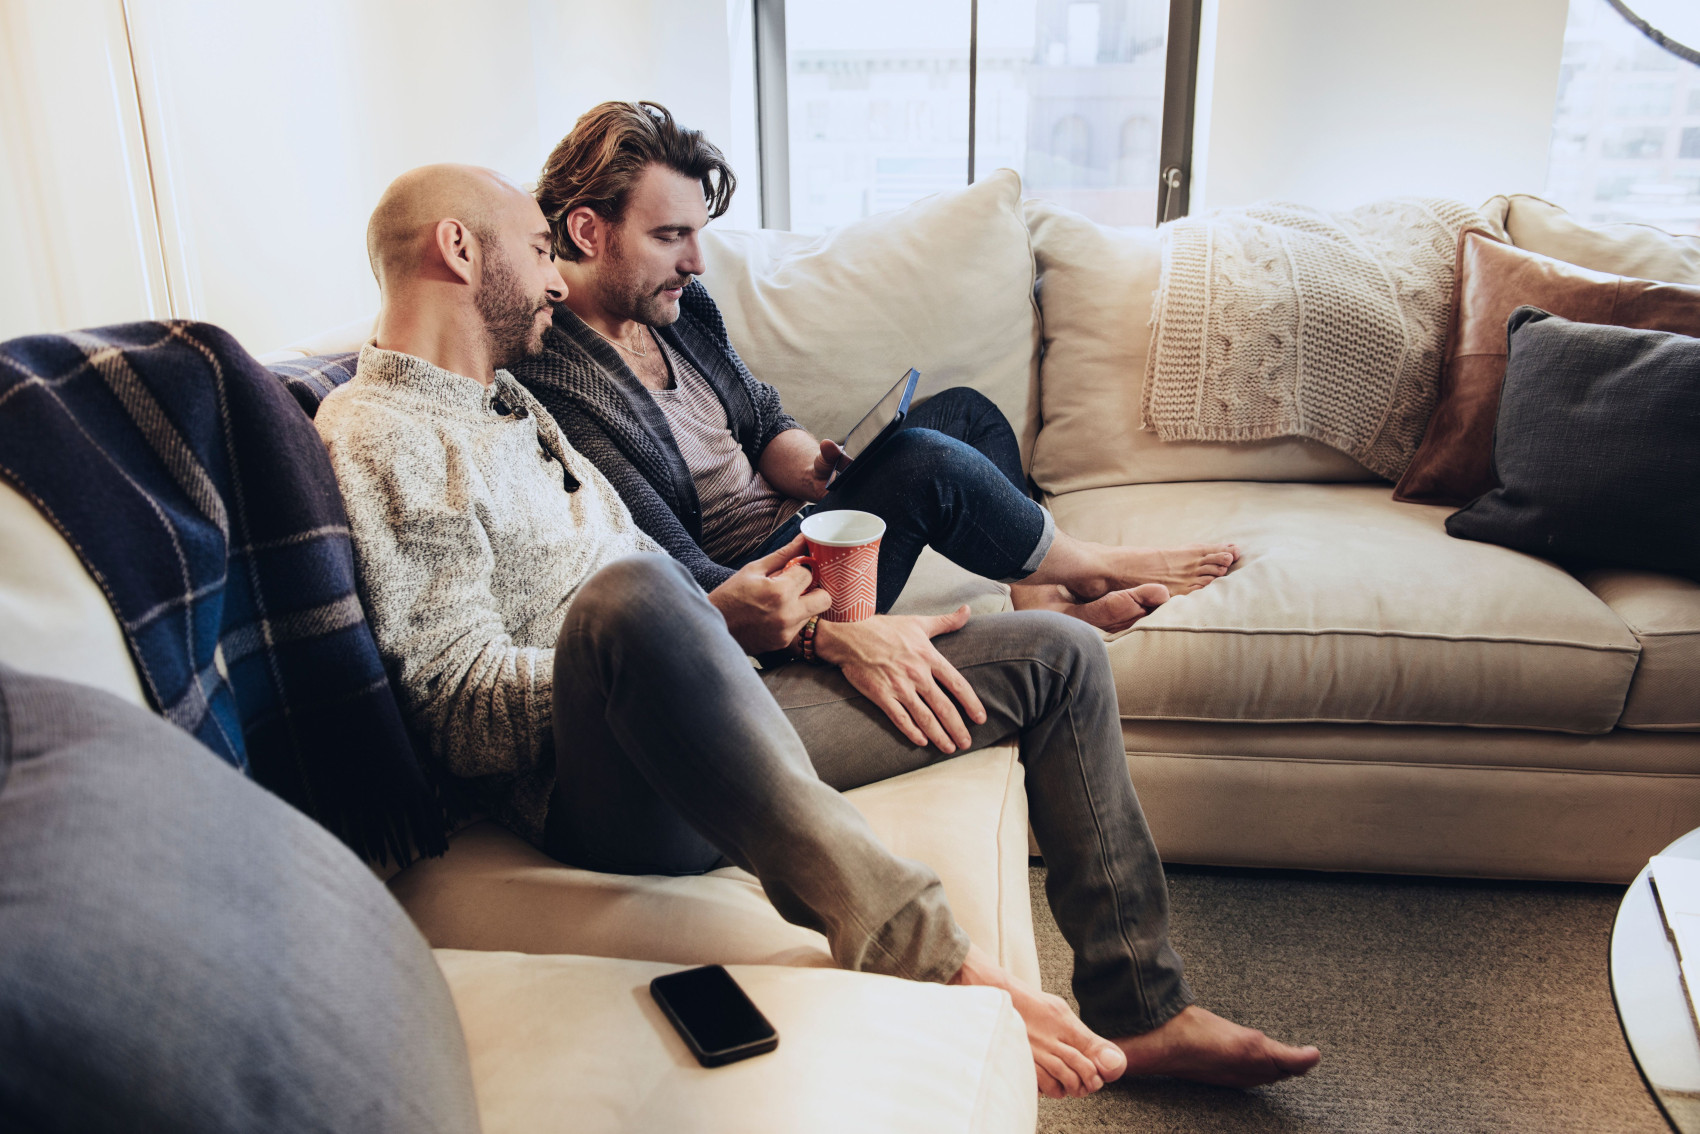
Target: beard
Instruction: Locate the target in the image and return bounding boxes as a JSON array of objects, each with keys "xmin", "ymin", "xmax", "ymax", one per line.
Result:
[
  {"xmin": 604, "ymin": 230, "xmax": 691, "ymax": 327},
  {"xmin": 476, "ymin": 245, "xmax": 549, "ymax": 369}
]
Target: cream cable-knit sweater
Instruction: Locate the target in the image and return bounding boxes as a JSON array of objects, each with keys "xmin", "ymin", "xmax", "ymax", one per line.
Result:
[
  {"xmin": 1143, "ymin": 198, "xmax": 1498, "ymax": 479},
  {"xmin": 316, "ymin": 344, "xmax": 661, "ymax": 846}
]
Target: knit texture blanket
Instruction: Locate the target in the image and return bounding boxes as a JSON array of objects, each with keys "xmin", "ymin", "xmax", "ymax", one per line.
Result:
[
  {"xmin": 0, "ymin": 321, "xmax": 448, "ymax": 865},
  {"xmin": 1142, "ymin": 198, "xmax": 1496, "ymax": 479}
]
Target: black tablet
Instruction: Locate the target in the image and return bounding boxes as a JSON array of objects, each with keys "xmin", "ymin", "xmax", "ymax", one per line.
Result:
[{"xmin": 828, "ymin": 368, "xmax": 920, "ymax": 491}]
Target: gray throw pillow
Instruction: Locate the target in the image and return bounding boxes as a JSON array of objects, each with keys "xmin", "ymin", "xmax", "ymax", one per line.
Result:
[
  {"xmin": 1445, "ymin": 307, "xmax": 1700, "ymax": 576},
  {"xmin": 0, "ymin": 665, "xmax": 480, "ymax": 1134}
]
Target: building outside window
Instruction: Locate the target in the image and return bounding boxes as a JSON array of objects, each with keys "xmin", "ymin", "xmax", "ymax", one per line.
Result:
[
  {"xmin": 782, "ymin": 0, "xmax": 1174, "ymax": 235},
  {"xmin": 1543, "ymin": 0, "xmax": 1700, "ymax": 232}
]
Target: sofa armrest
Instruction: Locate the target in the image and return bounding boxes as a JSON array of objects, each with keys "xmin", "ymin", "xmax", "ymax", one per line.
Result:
[{"xmin": 435, "ymin": 950, "xmax": 1037, "ymax": 1134}]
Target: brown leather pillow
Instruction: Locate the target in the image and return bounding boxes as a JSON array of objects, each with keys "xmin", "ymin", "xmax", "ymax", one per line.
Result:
[{"xmin": 1393, "ymin": 231, "xmax": 1700, "ymax": 506}]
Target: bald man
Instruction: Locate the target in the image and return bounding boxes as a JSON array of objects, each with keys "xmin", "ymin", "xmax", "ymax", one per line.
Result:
[{"xmin": 314, "ymin": 164, "xmax": 1320, "ymax": 1101}]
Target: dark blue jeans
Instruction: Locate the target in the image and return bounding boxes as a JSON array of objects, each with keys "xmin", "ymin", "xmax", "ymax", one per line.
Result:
[{"xmin": 739, "ymin": 387, "xmax": 1054, "ymax": 613}]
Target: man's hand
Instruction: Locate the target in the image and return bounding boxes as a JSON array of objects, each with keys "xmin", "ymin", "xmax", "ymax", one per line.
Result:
[
  {"xmin": 813, "ymin": 606, "xmax": 987, "ymax": 752},
  {"xmin": 810, "ymin": 438, "xmax": 847, "ymax": 495},
  {"xmin": 707, "ymin": 535, "xmax": 832, "ymax": 654},
  {"xmin": 758, "ymin": 428, "xmax": 842, "ymax": 503}
]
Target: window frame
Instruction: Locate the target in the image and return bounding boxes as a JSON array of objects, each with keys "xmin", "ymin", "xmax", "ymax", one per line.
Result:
[{"xmin": 750, "ymin": 0, "xmax": 1205, "ymax": 229}]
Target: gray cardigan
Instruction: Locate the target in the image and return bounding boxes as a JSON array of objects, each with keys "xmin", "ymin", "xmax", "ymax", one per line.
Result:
[{"xmin": 511, "ymin": 281, "xmax": 799, "ymax": 591}]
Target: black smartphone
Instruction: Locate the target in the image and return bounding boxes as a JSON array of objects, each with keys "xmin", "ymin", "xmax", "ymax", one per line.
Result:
[{"xmin": 649, "ymin": 965, "xmax": 780, "ymax": 1067}]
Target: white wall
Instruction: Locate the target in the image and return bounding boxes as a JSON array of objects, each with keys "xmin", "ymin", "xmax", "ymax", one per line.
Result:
[
  {"xmin": 0, "ymin": 0, "xmax": 168, "ymax": 342},
  {"xmin": 2, "ymin": 0, "xmax": 751, "ymax": 353},
  {"xmin": 4, "ymin": 0, "xmax": 1576, "ymax": 349},
  {"xmin": 127, "ymin": 0, "xmax": 550, "ymax": 354},
  {"xmin": 530, "ymin": 0, "xmax": 761, "ymax": 230},
  {"xmin": 1192, "ymin": 0, "xmax": 1570, "ymax": 212}
]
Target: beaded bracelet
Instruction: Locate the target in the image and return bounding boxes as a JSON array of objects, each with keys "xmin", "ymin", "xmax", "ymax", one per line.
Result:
[{"xmin": 797, "ymin": 615, "xmax": 822, "ymax": 664}]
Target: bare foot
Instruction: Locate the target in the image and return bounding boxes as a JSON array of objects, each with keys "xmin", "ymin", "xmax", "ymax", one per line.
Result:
[
  {"xmin": 952, "ymin": 944, "xmax": 1127, "ymax": 1099},
  {"xmin": 1081, "ymin": 544, "xmax": 1239, "ymax": 598},
  {"xmin": 1115, "ymin": 1005, "xmax": 1320, "ymax": 1087},
  {"xmin": 1012, "ymin": 583, "xmax": 1170, "ymax": 633}
]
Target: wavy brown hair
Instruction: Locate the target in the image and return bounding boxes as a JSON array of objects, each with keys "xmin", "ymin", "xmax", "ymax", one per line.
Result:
[{"xmin": 536, "ymin": 101, "xmax": 736, "ymax": 262}]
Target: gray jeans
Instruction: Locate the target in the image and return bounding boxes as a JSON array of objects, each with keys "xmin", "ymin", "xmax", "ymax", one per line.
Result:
[{"xmin": 544, "ymin": 556, "xmax": 1193, "ymax": 1036}]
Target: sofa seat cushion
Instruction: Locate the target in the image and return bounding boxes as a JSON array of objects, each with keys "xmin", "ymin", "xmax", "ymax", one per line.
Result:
[
  {"xmin": 1047, "ymin": 482, "xmax": 1641, "ymax": 732},
  {"xmin": 390, "ymin": 744, "xmax": 1040, "ymax": 987},
  {"xmin": 1580, "ymin": 570, "xmax": 1700, "ymax": 732},
  {"xmin": 889, "ymin": 545, "xmax": 1011, "ymax": 617},
  {"xmin": 436, "ymin": 950, "xmax": 1035, "ymax": 1134}
]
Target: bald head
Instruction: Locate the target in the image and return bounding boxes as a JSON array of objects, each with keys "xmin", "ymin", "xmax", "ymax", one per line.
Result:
[
  {"xmin": 366, "ymin": 163, "xmax": 566, "ymax": 373},
  {"xmin": 366, "ymin": 163, "xmax": 529, "ymax": 288}
]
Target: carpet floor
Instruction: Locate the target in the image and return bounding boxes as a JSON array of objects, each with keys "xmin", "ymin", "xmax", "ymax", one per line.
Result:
[{"xmin": 1029, "ymin": 863, "xmax": 1667, "ymax": 1133}]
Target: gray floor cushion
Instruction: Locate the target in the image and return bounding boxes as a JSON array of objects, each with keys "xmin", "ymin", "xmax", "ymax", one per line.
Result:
[{"xmin": 0, "ymin": 664, "xmax": 479, "ymax": 1134}]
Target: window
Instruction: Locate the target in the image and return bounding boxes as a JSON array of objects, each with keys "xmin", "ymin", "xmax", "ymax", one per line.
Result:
[
  {"xmin": 1543, "ymin": 0, "xmax": 1700, "ymax": 231},
  {"xmin": 753, "ymin": 0, "xmax": 1200, "ymax": 233},
  {"xmin": 1611, "ymin": 79, "xmax": 1674, "ymax": 116},
  {"xmin": 1600, "ymin": 125, "xmax": 1668, "ymax": 159},
  {"xmin": 780, "ymin": 4, "xmax": 972, "ymax": 235},
  {"xmin": 977, "ymin": 1, "xmax": 1174, "ymax": 226}
]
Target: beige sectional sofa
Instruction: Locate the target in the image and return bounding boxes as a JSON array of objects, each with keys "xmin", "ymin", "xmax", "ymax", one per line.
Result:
[
  {"xmin": 5, "ymin": 172, "xmax": 1697, "ymax": 1131},
  {"xmin": 697, "ymin": 175, "xmax": 1700, "ymax": 885}
]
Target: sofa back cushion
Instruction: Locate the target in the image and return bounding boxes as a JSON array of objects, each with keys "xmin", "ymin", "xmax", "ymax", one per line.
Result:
[
  {"xmin": 699, "ymin": 170, "xmax": 1041, "ymax": 468},
  {"xmin": 1023, "ymin": 199, "xmax": 1376, "ymax": 494},
  {"xmin": 1047, "ymin": 480, "xmax": 1640, "ymax": 734},
  {"xmin": 1483, "ymin": 193, "xmax": 1700, "ymax": 285}
]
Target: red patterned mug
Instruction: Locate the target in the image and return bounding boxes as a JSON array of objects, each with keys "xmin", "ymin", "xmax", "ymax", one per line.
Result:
[{"xmin": 784, "ymin": 510, "xmax": 885, "ymax": 622}]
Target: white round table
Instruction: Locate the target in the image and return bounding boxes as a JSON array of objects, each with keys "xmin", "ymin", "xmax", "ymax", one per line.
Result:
[{"xmin": 1614, "ymin": 827, "xmax": 1700, "ymax": 1133}]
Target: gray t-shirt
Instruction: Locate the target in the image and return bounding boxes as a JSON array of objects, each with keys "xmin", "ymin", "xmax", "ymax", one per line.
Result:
[{"xmin": 650, "ymin": 335, "xmax": 803, "ymax": 562}]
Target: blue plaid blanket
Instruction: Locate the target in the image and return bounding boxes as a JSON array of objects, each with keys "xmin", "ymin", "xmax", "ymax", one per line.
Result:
[{"xmin": 0, "ymin": 322, "xmax": 447, "ymax": 863}]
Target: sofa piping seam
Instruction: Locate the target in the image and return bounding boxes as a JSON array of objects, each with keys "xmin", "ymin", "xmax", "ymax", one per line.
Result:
[
  {"xmin": 1117, "ymin": 625, "xmax": 1640, "ymax": 651},
  {"xmin": 1118, "ymin": 711, "xmax": 1612, "ymax": 733},
  {"xmin": 1122, "ymin": 749, "xmax": 1700, "ymax": 778}
]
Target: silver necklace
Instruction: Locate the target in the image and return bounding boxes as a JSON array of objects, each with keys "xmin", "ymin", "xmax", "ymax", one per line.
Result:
[{"xmin": 587, "ymin": 321, "xmax": 650, "ymax": 358}]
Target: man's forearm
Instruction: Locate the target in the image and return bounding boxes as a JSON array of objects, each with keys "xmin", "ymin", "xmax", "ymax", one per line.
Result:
[{"xmin": 758, "ymin": 427, "xmax": 830, "ymax": 501}]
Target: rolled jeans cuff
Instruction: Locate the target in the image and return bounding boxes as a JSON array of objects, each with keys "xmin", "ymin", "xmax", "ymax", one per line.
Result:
[
  {"xmin": 1001, "ymin": 505, "xmax": 1056, "ymax": 582},
  {"xmin": 1082, "ymin": 980, "xmax": 1196, "ymax": 1040}
]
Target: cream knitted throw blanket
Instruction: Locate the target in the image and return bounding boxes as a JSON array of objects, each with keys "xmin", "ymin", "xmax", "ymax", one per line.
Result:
[{"xmin": 1142, "ymin": 198, "xmax": 1497, "ymax": 479}]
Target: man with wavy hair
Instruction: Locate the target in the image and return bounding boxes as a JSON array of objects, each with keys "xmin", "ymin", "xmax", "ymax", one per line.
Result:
[
  {"xmin": 495, "ymin": 105, "xmax": 1316, "ymax": 1098},
  {"xmin": 517, "ymin": 101, "xmax": 1238, "ymax": 639}
]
